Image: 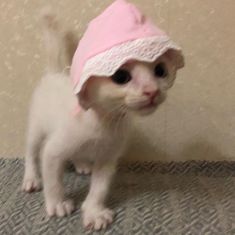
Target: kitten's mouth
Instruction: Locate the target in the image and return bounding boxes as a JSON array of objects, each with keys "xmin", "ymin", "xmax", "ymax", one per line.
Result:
[
  {"xmin": 130, "ymin": 101, "xmax": 158, "ymax": 116},
  {"xmin": 134, "ymin": 97, "xmax": 165, "ymax": 115},
  {"xmin": 127, "ymin": 95, "xmax": 166, "ymax": 115},
  {"xmin": 137, "ymin": 98, "xmax": 159, "ymax": 110}
]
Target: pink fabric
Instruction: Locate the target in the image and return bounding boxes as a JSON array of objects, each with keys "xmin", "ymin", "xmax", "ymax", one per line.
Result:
[{"xmin": 71, "ymin": 0, "xmax": 166, "ymax": 91}]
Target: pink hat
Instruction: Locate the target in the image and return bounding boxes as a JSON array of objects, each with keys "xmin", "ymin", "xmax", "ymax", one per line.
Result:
[{"xmin": 71, "ymin": 0, "xmax": 184, "ymax": 95}]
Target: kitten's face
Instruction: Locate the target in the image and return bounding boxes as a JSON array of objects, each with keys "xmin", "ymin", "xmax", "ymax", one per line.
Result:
[{"xmin": 80, "ymin": 52, "xmax": 177, "ymax": 116}]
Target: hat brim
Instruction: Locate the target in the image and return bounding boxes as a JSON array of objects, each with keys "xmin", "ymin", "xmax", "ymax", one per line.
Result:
[{"xmin": 74, "ymin": 35, "xmax": 184, "ymax": 94}]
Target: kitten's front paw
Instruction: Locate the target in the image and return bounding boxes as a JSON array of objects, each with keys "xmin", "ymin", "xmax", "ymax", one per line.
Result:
[
  {"xmin": 82, "ymin": 206, "xmax": 114, "ymax": 231},
  {"xmin": 22, "ymin": 176, "xmax": 42, "ymax": 193},
  {"xmin": 46, "ymin": 199, "xmax": 75, "ymax": 217}
]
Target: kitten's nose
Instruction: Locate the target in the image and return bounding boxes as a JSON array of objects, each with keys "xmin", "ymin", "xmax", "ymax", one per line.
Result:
[{"xmin": 143, "ymin": 90, "xmax": 160, "ymax": 101}]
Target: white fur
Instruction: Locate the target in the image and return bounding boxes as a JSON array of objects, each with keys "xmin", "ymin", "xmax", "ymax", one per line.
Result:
[{"xmin": 22, "ymin": 10, "xmax": 178, "ymax": 231}]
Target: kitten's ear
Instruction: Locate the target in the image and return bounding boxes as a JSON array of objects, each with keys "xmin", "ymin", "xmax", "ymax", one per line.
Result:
[
  {"xmin": 165, "ymin": 49, "xmax": 184, "ymax": 69},
  {"xmin": 78, "ymin": 87, "xmax": 91, "ymax": 110}
]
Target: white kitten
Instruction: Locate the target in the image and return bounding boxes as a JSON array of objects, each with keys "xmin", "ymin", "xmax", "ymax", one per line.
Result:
[{"xmin": 22, "ymin": 11, "xmax": 178, "ymax": 231}]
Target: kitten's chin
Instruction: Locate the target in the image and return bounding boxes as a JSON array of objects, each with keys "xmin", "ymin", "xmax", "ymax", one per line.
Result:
[
  {"xmin": 128, "ymin": 103, "xmax": 157, "ymax": 116},
  {"xmin": 129, "ymin": 97, "xmax": 166, "ymax": 116},
  {"xmin": 135, "ymin": 105, "xmax": 158, "ymax": 116}
]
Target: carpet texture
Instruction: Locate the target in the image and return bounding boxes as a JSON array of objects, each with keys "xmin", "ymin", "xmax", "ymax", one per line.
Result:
[{"xmin": 1, "ymin": 159, "xmax": 235, "ymax": 235}]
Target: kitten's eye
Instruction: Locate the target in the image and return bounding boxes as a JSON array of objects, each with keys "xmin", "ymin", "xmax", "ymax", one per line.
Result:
[
  {"xmin": 111, "ymin": 69, "xmax": 131, "ymax": 85},
  {"xmin": 154, "ymin": 63, "xmax": 168, "ymax": 78}
]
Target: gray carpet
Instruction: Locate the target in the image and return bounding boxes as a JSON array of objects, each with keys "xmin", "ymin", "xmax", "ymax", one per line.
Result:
[{"xmin": 1, "ymin": 159, "xmax": 235, "ymax": 235}]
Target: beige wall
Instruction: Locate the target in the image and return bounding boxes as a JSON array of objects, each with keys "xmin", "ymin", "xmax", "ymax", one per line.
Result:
[{"xmin": 0, "ymin": 0, "xmax": 234, "ymax": 161}]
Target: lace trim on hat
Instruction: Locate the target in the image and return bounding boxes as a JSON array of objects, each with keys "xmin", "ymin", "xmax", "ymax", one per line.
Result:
[{"xmin": 74, "ymin": 35, "xmax": 184, "ymax": 94}]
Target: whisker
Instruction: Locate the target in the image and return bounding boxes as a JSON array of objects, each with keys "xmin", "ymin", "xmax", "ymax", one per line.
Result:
[
  {"xmin": 113, "ymin": 105, "xmax": 128, "ymax": 136},
  {"xmin": 105, "ymin": 104, "xmax": 126, "ymax": 131},
  {"xmin": 76, "ymin": 98, "xmax": 128, "ymax": 132}
]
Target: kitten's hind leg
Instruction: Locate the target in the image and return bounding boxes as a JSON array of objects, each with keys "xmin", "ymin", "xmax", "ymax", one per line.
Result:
[
  {"xmin": 22, "ymin": 128, "xmax": 43, "ymax": 193},
  {"xmin": 42, "ymin": 135, "xmax": 75, "ymax": 217}
]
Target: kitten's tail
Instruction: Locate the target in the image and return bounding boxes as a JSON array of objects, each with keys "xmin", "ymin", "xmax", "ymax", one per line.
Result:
[{"xmin": 40, "ymin": 7, "xmax": 78, "ymax": 73}]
